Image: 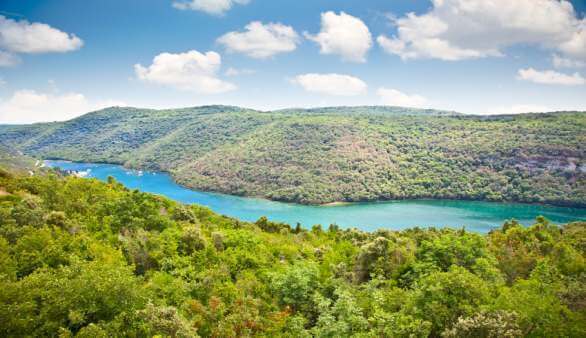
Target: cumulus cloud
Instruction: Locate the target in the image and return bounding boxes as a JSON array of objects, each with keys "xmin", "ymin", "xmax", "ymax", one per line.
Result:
[
  {"xmin": 134, "ymin": 50, "xmax": 236, "ymax": 93},
  {"xmin": 217, "ymin": 21, "xmax": 299, "ymax": 59},
  {"xmin": 292, "ymin": 73, "xmax": 367, "ymax": 96},
  {"xmin": 305, "ymin": 11, "xmax": 372, "ymax": 63},
  {"xmin": 376, "ymin": 88, "xmax": 428, "ymax": 108},
  {"xmin": 552, "ymin": 54, "xmax": 585, "ymax": 68},
  {"xmin": 517, "ymin": 68, "xmax": 585, "ymax": 86},
  {"xmin": 0, "ymin": 90, "xmax": 125, "ymax": 124},
  {"xmin": 0, "ymin": 15, "xmax": 82, "ymax": 54},
  {"xmin": 558, "ymin": 19, "xmax": 586, "ymax": 60},
  {"xmin": 377, "ymin": 0, "xmax": 586, "ymax": 61},
  {"xmin": 224, "ymin": 67, "xmax": 255, "ymax": 76},
  {"xmin": 172, "ymin": 0, "xmax": 250, "ymax": 15}
]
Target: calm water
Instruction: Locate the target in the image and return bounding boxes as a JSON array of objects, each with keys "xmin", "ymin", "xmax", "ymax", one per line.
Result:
[{"xmin": 45, "ymin": 160, "xmax": 586, "ymax": 233}]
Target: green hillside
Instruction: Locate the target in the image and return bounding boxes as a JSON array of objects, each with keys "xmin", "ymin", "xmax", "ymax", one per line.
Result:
[
  {"xmin": 1, "ymin": 106, "xmax": 584, "ymax": 206},
  {"xmin": 0, "ymin": 166, "xmax": 584, "ymax": 336},
  {"xmin": 0, "ymin": 145, "xmax": 39, "ymax": 175}
]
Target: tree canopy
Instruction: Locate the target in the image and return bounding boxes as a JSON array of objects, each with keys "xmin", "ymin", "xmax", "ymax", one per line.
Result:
[{"xmin": 0, "ymin": 166, "xmax": 584, "ymax": 337}]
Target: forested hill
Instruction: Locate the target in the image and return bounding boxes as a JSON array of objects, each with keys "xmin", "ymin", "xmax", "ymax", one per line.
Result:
[
  {"xmin": 0, "ymin": 105, "xmax": 584, "ymax": 206},
  {"xmin": 0, "ymin": 145, "xmax": 38, "ymax": 174},
  {"xmin": 0, "ymin": 163, "xmax": 585, "ymax": 336}
]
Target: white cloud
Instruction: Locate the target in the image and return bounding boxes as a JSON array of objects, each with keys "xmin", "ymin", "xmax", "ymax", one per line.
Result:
[
  {"xmin": 305, "ymin": 11, "xmax": 372, "ymax": 63},
  {"xmin": 0, "ymin": 50, "xmax": 19, "ymax": 67},
  {"xmin": 224, "ymin": 67, "xmax": 255, "ymax": 76},
  {"xmin": 217, "ymin": 21, "xmax": 299, "ymax": 59},
  {"xmin": 0, "ymin": 15, "xmax": 82, "ymax": 54},
  {"xmin": 376, "ymin": 88, "xmax": 428, "ymax": 108},
  {"xmin": 552, "ymin": 54, "xmax": 585, "ymax": 68},
  {"xmin": 172, "ymin": 0, "xmax": 249, "ymax": 15},
  {"xmin": 0, "ymin": 90, "xmax": 126, "ymax": 124},
  {"xmin": 134, "ymin": 50, "xmax": 236, "ymax": 93},
  {"xmin": 377, "ymin": 34, "xmax": 486, "ymax": 61},
  {"xmin": 517, "ymin": 68, "xmax": 585, "ymax": 86},
  {"xmin": 377, "ymin": 0, "xmax": 586, "ymax": 61},
  {"xmin": 558, "ymin": 19, "xmax": 586, "ymax": 60},
  {"xmin": 292, "ymin": 73, "xmax": 367, "ymax": 96}
]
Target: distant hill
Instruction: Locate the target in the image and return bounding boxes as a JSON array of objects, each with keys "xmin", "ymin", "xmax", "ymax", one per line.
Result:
[
  {"xmin": 0, "ymin": 144, "xmax": 39, "ymax": 175},
  {"xmin": 274, "ymin": 105, "xmax": 460, "ymax": 116},
  {"xmin": 0, "ymin": 105, "xmax": 584, "ymax": 206}
]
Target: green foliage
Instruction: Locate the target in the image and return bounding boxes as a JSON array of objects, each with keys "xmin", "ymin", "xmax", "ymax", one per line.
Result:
[
  {"xmin": 137, "ymin": 302, "xmax": 199, "ymax": 337},
  {"xmin": 0, "ymin": 144, "xmax": 38, "ymax": 174},
  {"xmin": 491, "ymin": 262, "xmax": 585, "ymax": 337},
  {"xmin": 1, "ymin": 106, "xmax": 584, "ymax": 206},
  {"xmin": 0, "ymin": 259, "xmax": 144, "ymax": 336},
  {"xmin": 311, "ymin": 287, "xmax": 368, "ymax": 337},
  {"xmin": 441, "ymin": 310, "xmax": 522, "ymax": 338},
  {"xmin": 270, "ymin": 263, "xmax": 319, "ymax": 314},
  {"xmin": 408, "ymin": 266, "xmax": 492, "ymax": 335},
  {"xmin": 0, "ymin": 168, "xmax": 584, "ymax": 336}
]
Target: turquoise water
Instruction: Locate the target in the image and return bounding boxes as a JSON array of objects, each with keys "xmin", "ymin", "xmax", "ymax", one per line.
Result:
[{"xmin": 45, "ymin": 160, "xmax": 586, "ymax": 233}]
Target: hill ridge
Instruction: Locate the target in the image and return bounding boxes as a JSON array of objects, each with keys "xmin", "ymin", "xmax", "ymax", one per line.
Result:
[{"xmin": 0, "ymin": 106, "xmax": 584, "ymax": 207}]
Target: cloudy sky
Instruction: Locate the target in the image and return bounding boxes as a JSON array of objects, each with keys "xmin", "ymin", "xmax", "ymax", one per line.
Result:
[{"xmin": 0, "ymin": 0, "xmax": 585, "ymax": 123}]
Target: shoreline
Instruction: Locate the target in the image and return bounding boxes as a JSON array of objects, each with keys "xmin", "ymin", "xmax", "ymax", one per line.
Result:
[
  {"xmin": 320, "ymin": 201, "xmax": 352, "ymax": 207},
  {"xmin": 44, "ymin": 158, "xmax": 586, "ymax": 210}
]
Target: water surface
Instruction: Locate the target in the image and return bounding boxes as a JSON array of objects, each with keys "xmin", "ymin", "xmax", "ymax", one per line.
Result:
[{"xmin": 46, "ymin": 161, "xmax": 586, "ymax": 233}]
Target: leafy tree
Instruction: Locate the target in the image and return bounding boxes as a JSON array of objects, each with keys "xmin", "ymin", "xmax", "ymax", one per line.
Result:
[
  {"xmin": 270, "ymin": 263, "xmax": 319, "ymax": 314},
  {"xmin": 441, "ymin": 310, "xmax": 522, "ymax": 338},
  {"xmin": 408, "ymin": 266, "xmax": 491, "ymax": 335},
  {"xmin": 311, "ymin": 288, "xmax": 368, "ymax": 337}
]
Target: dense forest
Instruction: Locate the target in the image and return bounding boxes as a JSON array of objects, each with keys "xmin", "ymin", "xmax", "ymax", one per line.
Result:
[
  {"xmin": 0, "ymin": 157, "xmax": 585, "ymax": 337},
  {"xmin": 0, "ymin": 105, "xmax": 584, "ymax": 206}
]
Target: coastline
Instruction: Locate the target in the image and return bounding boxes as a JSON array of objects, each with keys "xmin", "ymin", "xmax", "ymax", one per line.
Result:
[
  {"xmin": 320, "ymin": 201, "xmax": 352, "ymax": 207},
  {"xmin": 44, "ymin": 158, "xmax": 586, "ymax": 210},
  {"xmin": 42, "ymin": 159, "xmax": 586, "ymax": 232}
]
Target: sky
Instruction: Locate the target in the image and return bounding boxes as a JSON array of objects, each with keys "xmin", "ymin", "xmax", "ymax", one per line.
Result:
[{"xmin": 0, "ymin": 0, "xmax": 585, "ymax": 123}]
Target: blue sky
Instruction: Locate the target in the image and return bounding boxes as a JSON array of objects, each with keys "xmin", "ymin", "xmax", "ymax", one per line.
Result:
[{"xmin": 0, "ymin": 0, "xmax": 585, "ymax": 123}]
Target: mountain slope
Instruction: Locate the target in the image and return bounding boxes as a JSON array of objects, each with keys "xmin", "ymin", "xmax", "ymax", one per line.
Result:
[
  {"xmin": 0, "ymin": 145, "xmax": 39, "ymax": 175},
  {"xmin": 0, "ymin": 105, "xmax": 584, "ymax": 206}
]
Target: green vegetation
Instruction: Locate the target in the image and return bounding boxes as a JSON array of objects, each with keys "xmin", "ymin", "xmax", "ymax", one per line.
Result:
[
  {"xmin": 0, "ymin": 163, "xmax": 585, "ymax": 337},
  {"xmin": 0, "ymin": 145, "xmax": 38, "ymax": 175},
  {"xmin": 0, "ymin": 105, "xmax": 584, "ymax": 206}
]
